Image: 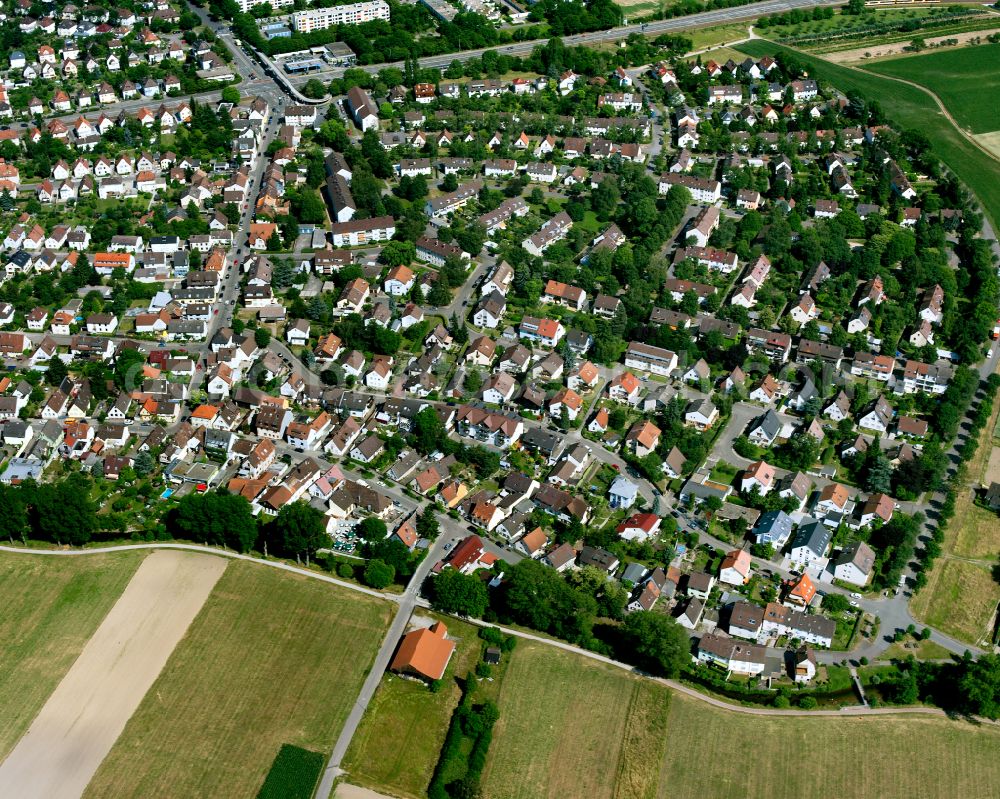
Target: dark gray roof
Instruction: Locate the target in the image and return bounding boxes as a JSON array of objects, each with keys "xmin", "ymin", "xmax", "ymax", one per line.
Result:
[
  {"xmin": 791, "ymin": 520, "xmax": 832, "ymax": 557},
  {"xmin": 752, "ymin": 408, "xmax": 782, "ymax": 439}
]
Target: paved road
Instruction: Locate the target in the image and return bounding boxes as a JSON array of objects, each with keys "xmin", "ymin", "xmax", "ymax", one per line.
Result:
[
  {"xmin": 314, "ymin": 528, "xmax": 454, "ymax": 799},
  {"xmin": 285, "ymin": 0, "xmax": 845, "ymax": 84},
  {"xmin": 457, "ymin": 612, "xmax": 999, "ymax": 721}
]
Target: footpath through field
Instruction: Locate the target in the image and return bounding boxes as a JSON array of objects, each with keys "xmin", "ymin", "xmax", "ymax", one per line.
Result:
[
  {"xmin": 0, "ymin": 542, "xmax": 992, "ymax": 728},
  {"xmin": 0, "ymin": 550, "xmax": 226, "ymax": 799}
]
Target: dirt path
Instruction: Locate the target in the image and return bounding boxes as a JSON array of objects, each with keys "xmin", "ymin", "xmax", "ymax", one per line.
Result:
[
  {"xmin": 335, "ymin": 784, "xmax": 403, "ymax": 799},
  {"xmin": 761, "ymin": 38, "xmax": 1000, "ymax": 171},
  {"xmin": 823, "ymin": 27, "xmax": 1000, "ymax": 64},
  {"xmin": 0, "ymin": 550, "xmax": 227, "ymax": 799}
]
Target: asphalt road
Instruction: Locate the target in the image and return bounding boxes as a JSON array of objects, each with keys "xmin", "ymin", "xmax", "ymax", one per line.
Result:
[{"xmin": 286, "ymin": 0, "xmax": 845, "ymax": 84}]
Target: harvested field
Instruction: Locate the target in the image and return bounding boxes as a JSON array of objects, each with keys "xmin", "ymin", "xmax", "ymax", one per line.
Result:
[
  {"xmin": 977, "ymin": 131, "xmax": 1000, "ymax": 161},
  {"xmin": 984, "ymin": 446, "xmax": 1000, "ymax": 487},
  {"xmin": 826, "ymin": 29, "xmax": 1000, "ymax": 64},
  {"xmin": 0, "ymin": 550, "xmax": 226, "ymax": 799},
  {"xmin": 910, "ymin": 558, "xmax": 1000, "ymax": 648},
  {"xmin": 0, "ymin": 551, "xmax": 145, "ymax": 760},
  {"xmin": 84, "ymin": 559, "xmax": 392, "ymax": 799}
]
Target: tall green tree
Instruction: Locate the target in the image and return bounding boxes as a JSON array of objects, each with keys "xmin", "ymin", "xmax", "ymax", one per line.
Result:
[
  {"xmin": 169, "ymin": 492, "xmax": 258, "ymax": 552},
  {"xmin": 622, "ymin": 611, "xmax": 691, "ymax": 677},
  {"xmin": 430, "ymin": 568, "xmax": 488, "ymax": 617},
  {"xmin": 271, "ymin": 500, "xmax": 327, "ymax": 563}
]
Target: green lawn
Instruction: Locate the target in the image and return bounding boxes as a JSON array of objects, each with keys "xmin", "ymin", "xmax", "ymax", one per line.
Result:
[
  {"xmin": 0, "ymin": 551, "xmax": 146, "ymax": 759},
  {"xmin": 737, "ymin": 41, "xmax": 1000, "ymax": 232},
  {"xmin": 341, "ymin": 617, "xmax": 484, "ymax": 799},
  {"xmin": 867, "ymin": 44, "xmax": 1000, "ymax": 135},
  {"xmin": 84, "ymin": 561, "xmax": 393, "ymax": 799}
]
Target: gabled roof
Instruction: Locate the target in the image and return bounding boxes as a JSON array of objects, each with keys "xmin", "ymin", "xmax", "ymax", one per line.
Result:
[{"xmin": 390, "ymin": 622, "xmax": 455, "ymax": 681}]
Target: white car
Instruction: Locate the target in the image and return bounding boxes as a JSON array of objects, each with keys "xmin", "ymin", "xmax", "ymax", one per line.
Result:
[
  {"xmin": 851, "ymin": 592, "xmax": 861, "ymax": 599},
  {"xmin": 849, "ymin": 600, "xmax": 859, "ymax": 607}
]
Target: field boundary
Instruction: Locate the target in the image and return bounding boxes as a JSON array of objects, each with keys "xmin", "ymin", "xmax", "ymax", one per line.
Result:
[
  {"xmin": 458, "ymin": 616, "xmax": 999, "ymax": 722},
  {"xmin": 0, "ymin": 551, "xmax": 227, "ymax": 799},
  {"xmin": 757, "ymin": 37, "xmax": 1000, "ymax": 170},
  {"xmin": 0, "ymin": 542, "xmax": 393, "ymax": 601},
  {"xmin": 1, "ymin": 544, "xmax": 994, "ymax": 723}
]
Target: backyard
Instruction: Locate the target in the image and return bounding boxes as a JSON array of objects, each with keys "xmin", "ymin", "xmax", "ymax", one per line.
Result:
[{"xmin": 341, "ymin": 616, "xmax": 484, "ymax": 799}]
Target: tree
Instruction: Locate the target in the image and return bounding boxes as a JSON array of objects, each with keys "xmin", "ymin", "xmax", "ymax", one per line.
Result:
[
  {"xmin": 864, "ymin": 447, "xmax": 893, "ymax": 494},
  {"xmin": 169, "ymin": 492, "xmax": 258, "ymax": 552},
  {"xmin": 255, "ymin": 327, "xmax": 271, "ymax": 348},
  {"xmin": 357, "ymin": 516, "xmax": 388, "ymax": 542},
  {"xmin": 412, "ymin": 406, "xmax": 445, "ymax": 454},
  {"xmin": 363, "ymin": 559, "xmax": 395, "ymax": 589},
  {"xmin": 0, "ymin": 484, "xmax": 28, "ymax": 543},
  {"xmin": 221, "ymin": 86, "xmax": 240, "ymax": 104},
  {"xmin": 133, "ymin": 451, "xmax": 154, "ymax": 477},
  {"xmin": 822, "ymin": 593, "xmax": 850, "ymax": 613},
  {"xmin": 114, "ymin": 347, "xmax": 147, "ymax": 391},
  {"xmin": 427, "ymin": 279, "xmax": 451, "ymax": 307},
  {"xmin": 464, "ymin": 368, "xmax": 483, "ymax": 394},
  {"xmin": 416, "ymin": 505, "xmax": 439, "ymax": 539},
  {"xmin": 380, "ymin": 240, "xmax": 415, "ymax": 267},
  {"xmin": 271, "ymin": 500, "xmax": 327, "ymax": 562},
  {"xmin": 430, "ymin": 568, "xmax": 488, "ymax": 617},
  {"xmin": 45, "ymin": 356, "xmax": 68, "ymax": 386},
  {"xmin": 621, "ymin": 611, "xmax": 691, "ymax": 677},
  {"xmin": 302, "ymin": 78, "xmax": 327, "ymax": 99},
  {"xmin": 957, "ymin": 654, "xmax": 1000, "ymax": 718},
  {"xmin": 498, "ymin": 559, "xmax": 597, "ymax": 643}
]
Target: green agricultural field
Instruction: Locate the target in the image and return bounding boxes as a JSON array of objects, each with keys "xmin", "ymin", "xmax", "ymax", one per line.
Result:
[
  {"xmin": 481, "ymin": 642, "xmax": 671, "ymax": 799},
  {"xmin": 0, "ymin": 551, "xmax": 145, "ymax": 759},
  {"xmin": 84, "ymin": 561, "xmax": 393, "ymax": 799},
  {"xmin": 481, "ymin": 642, "xmax": 1000, "ymax": 799},
  {"xmin": 867, "ymin": 44, "xmax": 1000, "ymax": 135},
  {"xmin": 341, "ymin": 617, "xmax": 484, "ymax": 799},
  {"xmin": 660, "ymin": 691, "xmax": 1000, "ymax": 799},
  {"xmin": 736, "ymin": 41, "xmax": 1000, "ymax": 231}
]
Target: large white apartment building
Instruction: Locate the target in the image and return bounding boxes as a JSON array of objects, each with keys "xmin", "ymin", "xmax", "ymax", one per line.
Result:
[
  {"xmin": 292, "ymin": 0, "xmax": 390, "ymax": 32},
  {"xmin": 238, "ymin": 0, "xmax": 292, "ymax": 12}
]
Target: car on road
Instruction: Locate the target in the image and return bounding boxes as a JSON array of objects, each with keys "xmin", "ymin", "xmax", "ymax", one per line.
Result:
[
  {"xmin": 851, "ymin": 592, "xmax": 861, "ymax": 599},
  {"xmin": 850, "ymin": 600, "xmax": 859, "ymax": 607}
]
